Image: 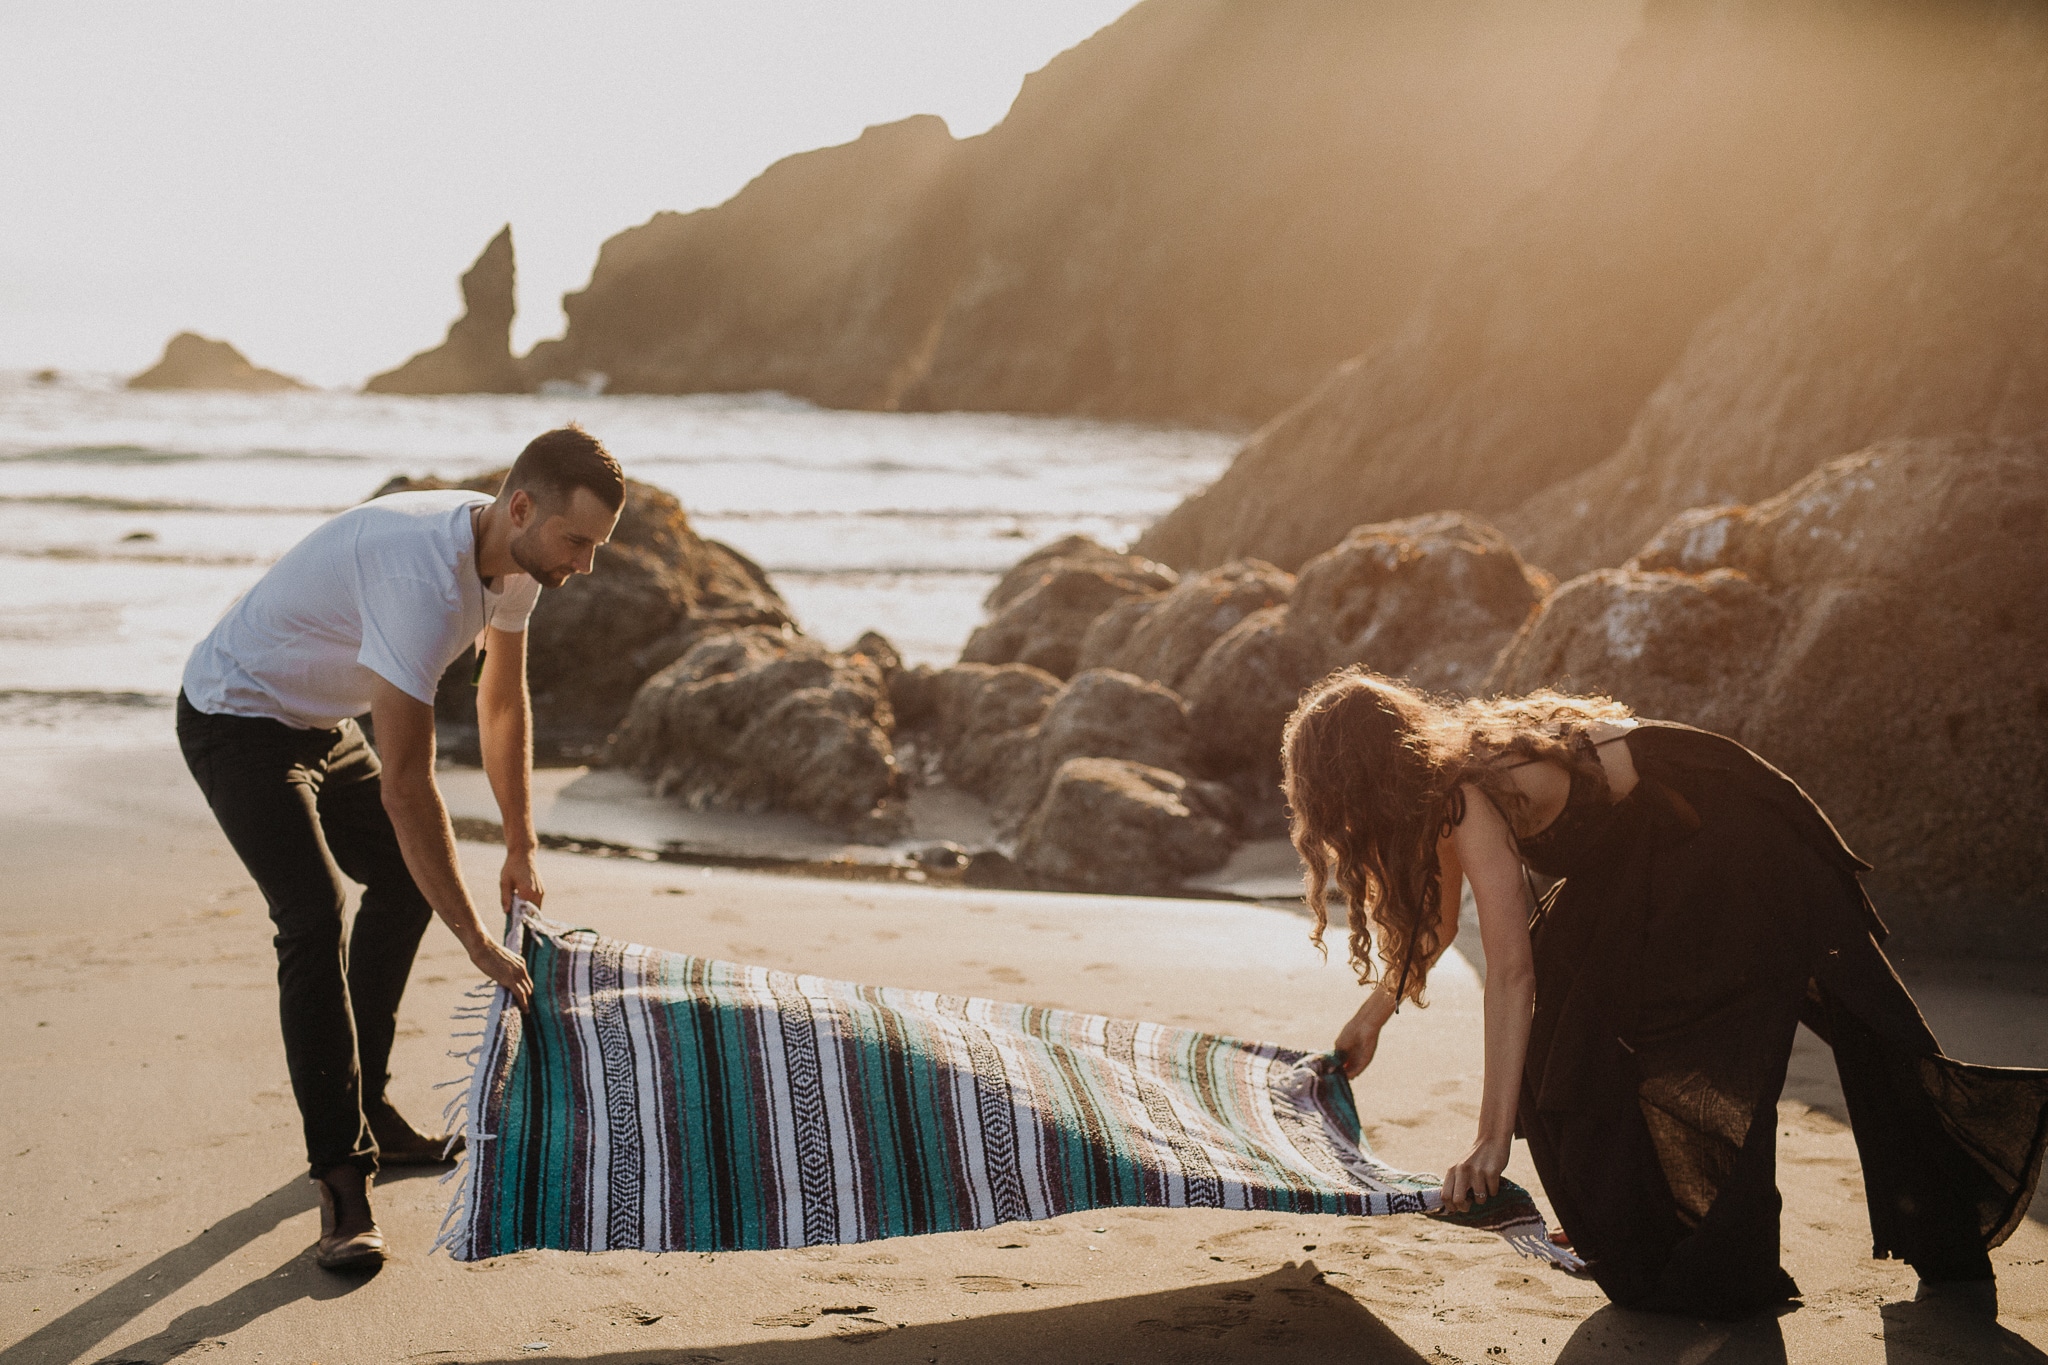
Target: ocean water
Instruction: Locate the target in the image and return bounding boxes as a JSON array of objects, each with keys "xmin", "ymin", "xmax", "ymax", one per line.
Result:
[{"xmin": 0, "ymin": 372, "xmax": 1236, "ymax": 714}]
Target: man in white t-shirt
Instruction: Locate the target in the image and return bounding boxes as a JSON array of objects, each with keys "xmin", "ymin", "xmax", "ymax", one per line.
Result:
[{"xmin": 177, "ymin": 426, "xmax": 624, "ymax": 1270}]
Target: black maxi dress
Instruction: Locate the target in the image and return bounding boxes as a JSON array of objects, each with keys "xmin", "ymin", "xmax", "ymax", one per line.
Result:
[{"xmin": 1515, "ymin": 721, "xmax": 2048, "ymax": 1319}]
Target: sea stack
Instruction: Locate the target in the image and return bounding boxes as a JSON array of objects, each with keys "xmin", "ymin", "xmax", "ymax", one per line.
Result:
[
  {"xmin": 126, "ymin": 333, "xmax": 308, "ymax": 391},
  {"xmin": 365, "ymin": 225, "xmax": 527, "ymax": 395}
]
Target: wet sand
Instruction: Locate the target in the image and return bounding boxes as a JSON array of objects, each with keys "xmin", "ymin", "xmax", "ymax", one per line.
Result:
[{"xmin": 2, "ymin": 735, "xmax": 2044, "ymax": 1364}]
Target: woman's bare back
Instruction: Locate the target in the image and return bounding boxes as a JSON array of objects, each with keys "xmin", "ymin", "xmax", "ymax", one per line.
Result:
[{"xmin": 1498, "ymin": 719, "xmax": 1642, "ymax": 840}]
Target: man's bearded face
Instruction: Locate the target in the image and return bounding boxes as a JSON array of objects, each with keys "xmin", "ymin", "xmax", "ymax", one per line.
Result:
[{"xmin": 508, "ymin": 486, "xmax": 619, "ymax": 588}]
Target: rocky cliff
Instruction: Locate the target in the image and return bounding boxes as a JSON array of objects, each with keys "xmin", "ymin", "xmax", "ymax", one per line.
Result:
[
  {"xmin": 522, "ymin": 0, "xmax": 1639, "ymax": 425},
  {"xmin": 1503, "ymin": 6, "xmax": 2048, "ymax": 572},
  {"xmin": 891, "ymin": 0, "xmax": 1639, "ymax": 425},
  {"xmin": 366, "ymin": 226, "xmax": 527, "ymax": 395},
  {"xmin": 127, "ymin": 333, "xmax": 307, "ymax": 391},
  {"xmin": 1141, "ymin": 0, "xmax": 2048, "ymax": 576}
]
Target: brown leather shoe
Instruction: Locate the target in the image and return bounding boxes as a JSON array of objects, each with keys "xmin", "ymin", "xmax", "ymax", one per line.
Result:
[
  {"xmin": 313, "ymin": 1164, "xmax": 386, "ymax": 1271},
  {"xmin": 368, "ymin": 1107, "xmax": 464, "ymax": 1166}
]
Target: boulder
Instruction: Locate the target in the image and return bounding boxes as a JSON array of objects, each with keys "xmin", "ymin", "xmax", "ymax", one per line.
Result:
[
  {"xmin": 1284, "ymin": 512, "xmax": 1550, "ymax": 693},
  {"xmin": 983, "ymin": 534, "xmax": 1178, "ymax": 614},
  {"xmin": 127, "ymin": 333, "xmax": 308, "ymax": 391},
  {"xmin": 993, "ymin": 669, "xmax": 1193, "ymax": 824},
  {"xmin": 848, "ymin": 630, "xmax": 903, "ymax": 678},
  {"xmin": 604, "ymin": 626, "xmax": 905, "ymax": 838},
  {"xmin": 1014, "ymin": 758, "xmax": 1237, "ymax": 895},
  {"xmin": 1485, "ymin": 567, "xmax": 1783, "ymax": 736},
  {"xmin": 961, "ymin": 558, "xmax": 1170, "ymax": 680},
  {"xmin": 374, "ymin": 471, "xmax": 792, "ymax": 761},
  {"xmin": 1489, "ymin": 437, "xmax": 2048, "ymax": 957},
  {"xmin": 365, "ymin": 226, "xmax": 528, "ymax": 395},
  {"xmin": 1075, "ymin": 560, "xmax": 1293, "ymax": 691},
  {"xmin": 1180, "ymin": 606, "xmax": 1322, "ymax": 779},
  {"xmin": 887, "ymin": 663, "xmax": 942, "ymax": 734},
  {"xmin": 926, "ymin": 663, "xmax": 1063, "ymax": 798},
  {"xmin": 1073, "ymin": 595, "xmax": 1162, "ymax": 675}
]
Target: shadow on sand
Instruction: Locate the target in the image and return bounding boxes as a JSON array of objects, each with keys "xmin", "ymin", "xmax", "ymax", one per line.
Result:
[
  {"xmin": 13, "ymin": 1179, "xmax": 2041, "ymax": 1365},
  {"xmin": 0, "ymin": 1169, "xmax": 399, "ymax": 1365},
  {"xmin": 1549, "ymin": 1298, "xmax": 2045, "ymax": 1365},
  {"xmin": 395, "ymin": 1263, "xmax": 1426, "ymax": 1365}
]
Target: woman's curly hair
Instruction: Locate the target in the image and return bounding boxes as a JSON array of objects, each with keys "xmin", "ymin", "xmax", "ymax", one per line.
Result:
[{"xmin": 1280, "ymin": 668, "xmax": 1630, "ymax": 1007}]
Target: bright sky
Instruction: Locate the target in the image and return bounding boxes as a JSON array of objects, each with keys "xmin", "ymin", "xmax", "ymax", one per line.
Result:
[{"xmin": 1, "ymin": 2, "xmax": 1135, "ymax": 386}]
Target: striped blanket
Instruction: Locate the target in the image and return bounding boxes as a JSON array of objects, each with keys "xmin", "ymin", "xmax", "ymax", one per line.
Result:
[{"xmin": 436, "ymin": 904, "xmax": 1580, "ymax": 1269}]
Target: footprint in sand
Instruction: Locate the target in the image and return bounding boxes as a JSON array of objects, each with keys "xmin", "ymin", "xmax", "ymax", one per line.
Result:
[
  {"xmin": 1138, "ymin": 1305, "xmax": 1253, "ymax": 1338},
  {"xmin": 954, "ymin": 1274, "xmax": 1031, "ymax": 1293}
]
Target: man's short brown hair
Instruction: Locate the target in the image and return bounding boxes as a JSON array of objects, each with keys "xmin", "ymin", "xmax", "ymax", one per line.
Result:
[{"xmin": 506, "ymin": 425, "xmax": 625, "ymax": 512}]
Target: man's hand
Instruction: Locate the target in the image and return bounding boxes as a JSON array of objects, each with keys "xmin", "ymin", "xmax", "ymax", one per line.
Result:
[
  {"xmin": 500, "ymin": 847, "xmax": 544, "ymax": 913},
  {"xmin": 459, "ymin": 924, "xmax": 534, "ymax": 1011}
]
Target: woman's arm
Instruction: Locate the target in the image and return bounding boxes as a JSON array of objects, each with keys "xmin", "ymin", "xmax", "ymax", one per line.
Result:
[
  {"xmin": 1440, "ymin": 782, "xmax": 1536, "ymax": 1210},
  {"xmin": 1332, "ymin": 825, "xmax": 1468, "ymax": 1077}
]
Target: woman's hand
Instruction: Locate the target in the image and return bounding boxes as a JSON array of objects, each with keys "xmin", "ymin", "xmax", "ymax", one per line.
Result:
[
  {"xmin": 1440, "ymin": 1132, "xmax": 1513, "ymax": 1212},
  {"xmin": 1334, "ymin": 996, "xmax": 1389, "ymax": 1077}
]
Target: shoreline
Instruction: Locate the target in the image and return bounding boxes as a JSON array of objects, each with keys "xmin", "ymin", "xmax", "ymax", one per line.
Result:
[{"xmin": 3, "ymin": 725, "xmax": 2043, "ymax": 1363}]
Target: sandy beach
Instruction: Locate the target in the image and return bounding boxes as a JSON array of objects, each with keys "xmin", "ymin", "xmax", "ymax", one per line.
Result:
[
  {"xmin": 2, "ymin": 726, "xmax": 2043, "ymax": 1365},
  {"xmin": 9, "ymin": 0, "xmax": 2047, "ymax": 1357}
]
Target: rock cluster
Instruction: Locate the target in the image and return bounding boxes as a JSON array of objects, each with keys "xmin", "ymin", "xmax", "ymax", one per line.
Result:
[
  {"xmin": 127, "ymin": 333, "xmax": 308, "ymax": 392},
  {"xmin": 366, "ymin": 226, "xmax": 527, "ymax": 395},
  {"xmin": 1489, "ymin": 437, "xmax": 2048, "ymax": 957},
  {"xmin": 961, "ymin": 536, "xmax": 1178, "ymax": 679},
  {"xmin": 1076, "ymin": 561, "xmax": 1294, "ymax": 691},
  {"xmin": 898, "ymin": 524, "xmax": 1544, "ymax": 893},
  {"xmin": 400, "ymin": 437, "xmax": 2042, "ymax": 955}
]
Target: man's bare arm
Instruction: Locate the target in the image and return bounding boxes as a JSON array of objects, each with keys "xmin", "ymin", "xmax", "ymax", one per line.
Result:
[
  {"xmin": 369, "ymin": 675, "xmax": 533, "ymax": 1008},
  {"xmin": 475, "ymin": 625, "xmax": 543, "ymax": 912}
]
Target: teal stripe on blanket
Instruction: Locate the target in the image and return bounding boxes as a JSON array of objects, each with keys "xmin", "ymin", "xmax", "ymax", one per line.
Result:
[{"xmin": 438, "ymin": 907, "xmax": 1581, "ymax": 1270}]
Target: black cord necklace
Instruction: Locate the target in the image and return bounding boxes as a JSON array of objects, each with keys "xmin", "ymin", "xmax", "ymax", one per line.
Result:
[{"xmin": 469, "ymin": 504, "xmax": 498, "ymax": 686}]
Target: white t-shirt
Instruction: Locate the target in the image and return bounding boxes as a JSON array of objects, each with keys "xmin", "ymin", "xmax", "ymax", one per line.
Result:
[{"xmin": 182, "ymin": 489, "xmax": 542, "ymax": 729}]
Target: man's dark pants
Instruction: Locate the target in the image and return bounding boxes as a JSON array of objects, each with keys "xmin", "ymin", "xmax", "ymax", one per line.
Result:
[{"xmin": 176, "ymin": 692, "xmax": 435, "ymax": 1177}]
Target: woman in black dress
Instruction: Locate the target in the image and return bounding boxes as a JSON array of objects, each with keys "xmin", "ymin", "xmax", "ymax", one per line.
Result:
[{"xmin": 1280, "ymin": 668, "xmax": 2048, "ymax": 1319}]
